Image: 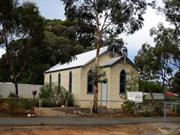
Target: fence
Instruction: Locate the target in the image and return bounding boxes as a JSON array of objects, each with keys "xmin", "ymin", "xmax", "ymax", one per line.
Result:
[
  {"xmin": 163, "ymin": 101, "xmax": 180, "ymax": 128},
  {"xmin": 0, "ymin": 82, "xmax": 42, "ymax": 98},
  {"xmin": 0, "ymin": 97, "xmax": 179, "ymax": 118}
]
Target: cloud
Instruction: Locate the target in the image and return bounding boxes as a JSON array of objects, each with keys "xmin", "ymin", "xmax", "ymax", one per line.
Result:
[{"xmin": 0, "ymin": 49, "xmax": 5, "ymax": 58}]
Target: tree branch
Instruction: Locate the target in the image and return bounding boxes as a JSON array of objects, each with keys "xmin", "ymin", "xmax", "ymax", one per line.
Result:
[
  {"xmin": 101, "ymin": 21, "xmax": 112, "ymax": 32},
  {"xmin": 100, "ymin": 12, "xmax": 110, "ymax": 32}
]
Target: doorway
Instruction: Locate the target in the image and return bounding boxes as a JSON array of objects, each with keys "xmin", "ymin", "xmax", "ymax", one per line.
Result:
[{"xmin": 101, "ymin": 83, "xmax": 108, "ymax": 106}]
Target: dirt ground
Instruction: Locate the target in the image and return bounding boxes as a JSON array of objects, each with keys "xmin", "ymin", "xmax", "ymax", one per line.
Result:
[{"xmin": 0, "ymin": 123, "xmax": 179, "ymax": 135}]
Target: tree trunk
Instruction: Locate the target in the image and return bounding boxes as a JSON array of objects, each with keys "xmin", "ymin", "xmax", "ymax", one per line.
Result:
[
  {"xmin": 93, "ymin": 56, "xmax": 100, "ymax": 113},
  {"xmin": 15, "ymin": 82, "xmax": 18, "ymax": 97},
  {"xmin": 92, "ymin": 7, "xmax": 101, "ymax": 113}
]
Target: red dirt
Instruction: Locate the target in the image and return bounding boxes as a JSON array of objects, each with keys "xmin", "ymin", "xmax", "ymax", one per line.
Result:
[{"xmin": 0, "ymin": 124, "xmax": 179, "ymax": 135}]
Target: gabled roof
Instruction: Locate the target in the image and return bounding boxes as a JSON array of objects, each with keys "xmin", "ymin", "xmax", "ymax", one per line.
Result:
[
  {"xmin": 100, "ymin": 56, "xmax": 122, "ymax": 67},
  {"xmin": 100, "ymin": 56, "xmax": 138, "ymax": 70},
  {"xmin": 45, "ymin": 46, "xmax": 108, "ymax": 73}
]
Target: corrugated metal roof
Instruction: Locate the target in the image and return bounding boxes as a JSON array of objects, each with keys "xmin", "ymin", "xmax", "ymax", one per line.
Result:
[
  {"xmin": 45, "ymin": 46, "xmax": 108, "ymax": 73},
  {"xmin": 100, "ymin": 56, "xmax": 122, "ymax": 67}
]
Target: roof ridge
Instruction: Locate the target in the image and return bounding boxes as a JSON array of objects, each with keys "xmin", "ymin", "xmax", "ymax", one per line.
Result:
[{"xmin": 45, "ymin": 46, "xmax": 108, "ymax": 73}]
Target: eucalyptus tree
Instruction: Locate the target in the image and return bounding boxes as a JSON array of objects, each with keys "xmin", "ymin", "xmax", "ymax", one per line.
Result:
[
  {"xmin": 61, "ymin": 0, "xmax": 149, "ymax": 113},
  {"xmin": 150, "ymin": 24, "xmax": 180, "ymax": 86},
  {"xmin": 171, "ymin": 71, "xmax": 180, "ymax": 94},
  {"xmin": 161, "ymin": 0, "xmax": 180, "ymax": 94},
  {"xmin": 0, "ymin": 0, "xmax": 44, "ymax": 96},
  {"xmin": 135, "ymin": 24, "xmax": 180, "ymax": 89},
  {"xmin": 161, "ymin": 0, "xmax": 180, "ymax": 36},
  {"xmin": 135, "ymin": 43, "xmax": 160, "ymax": 81}
]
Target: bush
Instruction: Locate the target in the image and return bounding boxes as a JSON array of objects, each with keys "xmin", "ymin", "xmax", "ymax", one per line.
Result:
[
  {"xmin": 40, "ymin": 99, "xmax": 55, "ymax": 107},
  {"xmin": 140, "ymin": 111, "xmax": 153, "ymax": 117},
  {"xmin": 39, "ymin": 85, "xmax": 51, "ymax": 98},
  {"xmin": 121, "ymin": 100, "xmax": 136, "ymax": 114},
  {"xmin": 39, "ymin": 85, "xmax": 74, "ymax": 107},
  {"xmin": 8, "ymin": 93, "xmax": 33, "ymax": 114}
]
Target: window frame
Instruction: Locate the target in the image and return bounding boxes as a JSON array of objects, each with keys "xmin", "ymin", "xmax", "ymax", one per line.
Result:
[
  {"xmin": 87, "ymin": 69, "xmax": 94, "ymax": 94},
  {"xmin": 58, "ymin": 73, "xmax": 61, "ymax": 93},
  {"xmin": 119, "ymin": 69, "xmax": 126, "ymax": 95},
  {"xmin": 69, "ymin": 71, "xmax": 72, "ymax": 92}
]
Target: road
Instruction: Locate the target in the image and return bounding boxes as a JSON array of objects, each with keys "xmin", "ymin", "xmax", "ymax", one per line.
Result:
[{"xmin": 0, "ymin": 117, "xmax": 179, "ymax": 126}]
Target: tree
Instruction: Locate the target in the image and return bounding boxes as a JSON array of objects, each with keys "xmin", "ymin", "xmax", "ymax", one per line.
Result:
[
  {"xmin": 161, "ymin": 0, "xmax": 180, "ymax": 36},
  {"xmin": 150, "ymin": 24, "xmax": 180, "ymax": 86},
  {"xmin": 44, "ymin": 19, "xmax": 85, "ymax": 65},
  {"xmin": 135, "ymin": 43, "xmax": 162, "ymax": 100},
  {"xmin": 0, "ymin": 18, "xmax": 86, "ymax": 85},
  {"xmin": 171, "ymin": 70, "xmax": 180, "ymax": 94},
  {"xmin": 139, "ymin": 80, "xmax": 165, "ymax": 93},
  {"xmin": 135, "ymin": 43, "xmax": 160, "ymax": 81},
  {"xmin": 126, "ymin": 71, "xmax": 139, "ymax": 92},
  {"xmin": 61, "ymin": 0, "xmax": 148, "ymax": 113},
  {"xmin": 0, "ymin": 0, "xmax": 44, "ymax": 96},
  {"xmin": 107, "ymin": 38, "xmax": 127, "ymax": 56},
  {"xmin": 135, "ymin": 0, "xmax": 180, "ymax": 96}
]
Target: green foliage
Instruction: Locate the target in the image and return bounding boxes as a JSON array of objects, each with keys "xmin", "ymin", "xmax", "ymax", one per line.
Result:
[
  {"xmin": 107, "ymin": 38, "xmax": 126, "ymax": 56},
  {"xmin": 40, "ymin": 99, "xmax": 55, "ymax": 107},
  {"xmin": 171, "ymin": 71, "xmax": 180, "ymax": 94},
  {"xmin": 8, "ymin": 93, "xmax": 33, "ymax": 113},
  {"xmin": 121, "ymin": 100, "xmax": 136, "ymax": 114},
  {"xmin": 161, "ymin": 0, "xmax": 180, "ymax": 35},
  {"xmin": 139, "ymin": 80, "xmax": 165, "ymax": 93},
  {"xmin": 39, "ymin": 84, "xmax": 74, "ymax": 107},
  {"xmin": 140, "ymin": 111, "xmax": 153, "ymax": 117},
  {"xmin": 61, "ymin": 0, "xmax": 148, "ymax": 48},
  {"xmin": 135, "ymin": 43, "xmax": 160, "ymax": 81},
  {"xmin": 89, "ymin": 67, "xmax": 107, "ymax": 84},
  {"xmin": 39, "ymin": 85, "xmax": 51, "ymax": 98},
  {"xmin": 135, "ymin": 25, "xmax": 180, "ymax": 86},
  {"xmin": 0, "ymin": 0, "xmax": 45, "ymax": 96},
  {"xmin": 126, "ymin": 71, "xmax": 139, "ymax": 92}
]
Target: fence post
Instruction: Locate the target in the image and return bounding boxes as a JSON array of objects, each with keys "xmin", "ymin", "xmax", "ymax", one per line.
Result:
[
  {"xmin": 65, "ymin": 99, "xmax": 68, "ymax": 117},
  {"xmin": 91, "ymin": 100, "xmax": 93, "ymax": 114},
  {"xmin": 163, "ymin": 101, "xmax": 167, "ymax": 128},
  {"xmin": 39, "ymin": 99, "xmax": 42, "ymax": 108},
  {"xmin": 175, "ymin": 101, "xmax": 177, "ymax": 117},
  {"xmin": 136, "ymin": 103, "xmax": 139, "ymax": 116}
]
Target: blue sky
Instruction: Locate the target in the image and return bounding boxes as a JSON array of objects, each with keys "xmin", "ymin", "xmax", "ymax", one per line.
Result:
[{"xmin": 0, "ymin": 0, "xmax": 170, "ymax": 61}]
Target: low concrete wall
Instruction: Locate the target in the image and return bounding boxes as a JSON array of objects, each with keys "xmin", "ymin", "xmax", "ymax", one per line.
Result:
[
  {"xmin": 144, "ymin": 92, "xmax": 165, "ymax": 100},
  {"xmin": 0, "ymin": 82, "xmax": 42, "ymax": 98}
]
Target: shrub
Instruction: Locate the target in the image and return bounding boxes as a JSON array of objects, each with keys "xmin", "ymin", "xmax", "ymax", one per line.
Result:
[
  {"xmin": 39, "ymin": 85, "xmax": 74, "ymax": 107},
  {"xmin": 40, "ymin": 99, "xmax": 55, "ymax": 107},
  {"xmin": 8, "ymin": 93, "xmax": 33, "ymax": 114},
  {"xmin": 39, "ymin": 85, "xmax": 51, "ymax": 98},
  {"xmin": 9, "ymin": 92, "xmax": 18, "ymax": 98},
  {"xmin": 121, "ymin": 100, "xmax": 136, "ymax": 114},
  {"xmin": 140, "ymin": 111, "xmax": 153, "ymax": 117}
]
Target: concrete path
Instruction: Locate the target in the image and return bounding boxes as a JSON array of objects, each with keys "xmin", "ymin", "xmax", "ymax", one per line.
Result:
[{"xmin": 0, "ymin": 117, "xmax": 179, "ymax": 126}]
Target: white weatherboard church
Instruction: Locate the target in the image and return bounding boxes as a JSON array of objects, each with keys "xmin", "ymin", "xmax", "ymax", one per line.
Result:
[{"xmin": 44, "ymin": 46, "xmax": 138, "ymax": 108}]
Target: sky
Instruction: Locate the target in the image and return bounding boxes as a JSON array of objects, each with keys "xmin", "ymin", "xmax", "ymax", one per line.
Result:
[{"xmin": 0, "ymin": 0, "xmax": 170, "ymax": 60}]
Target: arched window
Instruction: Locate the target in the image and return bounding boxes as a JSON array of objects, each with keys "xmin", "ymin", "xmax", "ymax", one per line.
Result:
[
  {"xmin": 69, "ymin": 71, "xmax": 72, "ymax": 92},
  {"xmin": 120, "ymin": 70, "xmax": 126, "ymax": 94},
  {"xmin": 87, "ymin": 70, "xmax": 93, "ymax": 94},
  {"xmin": 49, "ymin": 74, "xmax": 52, "ymax": 91},
  {"xmin": 58, "ymin": 73, "xmax": 61, "ymax": 93}
]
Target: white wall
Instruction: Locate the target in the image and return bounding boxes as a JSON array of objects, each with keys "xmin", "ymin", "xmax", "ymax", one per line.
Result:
[{"xmin": 0, "ymin": 82, "xmax": 42, "ymax": 98}]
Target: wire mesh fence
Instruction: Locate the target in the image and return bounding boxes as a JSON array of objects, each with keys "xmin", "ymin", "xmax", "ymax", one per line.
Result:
[
  {"xmin": 163, "ymin": 101, "xmax": 180, "ymax": 128},
  {"xmin": 0, "ymin": 97, "xmax": 179, "ymax": 118}
]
